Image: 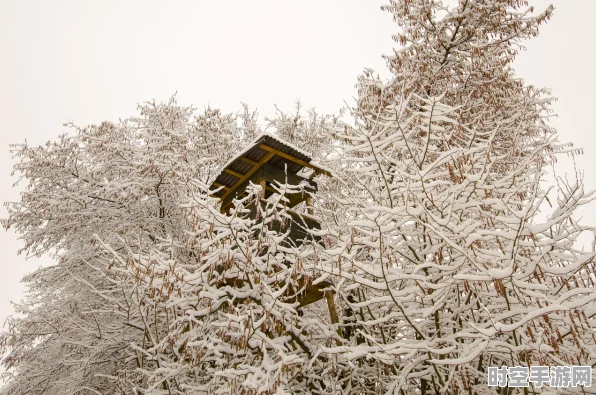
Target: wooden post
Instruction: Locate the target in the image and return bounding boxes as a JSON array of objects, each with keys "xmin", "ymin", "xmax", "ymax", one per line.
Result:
[
  {"xmin": 325, "ymin": 290, "xmax": 342, "ymax": 338},
  {"xmin": 259, "ymin": 179, "xmax": 267, "ymax": 198},
  {"xmin": 305, "ymin": 195, "xmax": 313, "ymax": 215}
]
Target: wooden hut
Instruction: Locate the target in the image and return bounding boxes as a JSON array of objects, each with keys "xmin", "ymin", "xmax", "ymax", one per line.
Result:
[{"xmin": 208, "ymin": 133, "xmax": 339, "ymax": 324}]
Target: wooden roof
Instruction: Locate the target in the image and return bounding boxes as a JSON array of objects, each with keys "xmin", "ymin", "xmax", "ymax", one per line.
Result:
[{"xmin": 209, "ymin": 133, "xmax": 332, "ymax": 203}]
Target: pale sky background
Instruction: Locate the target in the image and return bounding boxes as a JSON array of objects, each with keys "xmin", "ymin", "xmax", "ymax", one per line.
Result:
[{"xmin": 0, "ymin": 0, "xmax": 594, "ymax": 350}]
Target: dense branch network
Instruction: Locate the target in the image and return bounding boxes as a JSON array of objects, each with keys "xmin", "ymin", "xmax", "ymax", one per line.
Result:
[{"xmin": 1, "ymin": 1, "xmax": 596, "ymax": 394}]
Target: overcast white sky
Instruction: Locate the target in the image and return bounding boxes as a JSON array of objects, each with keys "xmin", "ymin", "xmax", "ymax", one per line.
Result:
[{"xmin": 0, "ymin": 0, "xmax": 594, "ymax": 337}]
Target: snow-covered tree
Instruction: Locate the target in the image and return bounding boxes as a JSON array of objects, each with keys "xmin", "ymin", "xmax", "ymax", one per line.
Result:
[
  {"xmin": 0, "ymin": 97, "xmax": 344, "ymax": 394},
  {"xmin": 0, "ymin": 98, "xmax": 280, "ymax": 393},
  {"xmin": 3, "ymin": 1, "xmax": 596, "ymax": 394},
  {"xmin": 314, "ymin": 0, "xmax": 596, "ymax": 393}
]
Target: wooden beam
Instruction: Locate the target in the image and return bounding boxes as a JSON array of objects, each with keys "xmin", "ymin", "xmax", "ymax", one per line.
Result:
[
  {"xmin": 258, "ymin": 144, "xmax": 332, "ymax": 177},
  {"xmin": 325, "ymin": 290, "xmax": 342, "ymax": 338},
  {"xmin": 239, "ymin": 157, "xmax": 259, "ymax": 167},
  {"xmin": 224, "ymin": 168, "xmax": 245, "ymax": 179},
  {"xmin": 259, "ymin": 179, "xmax": 267, "ymax": 198},
  {"xmin": 298, "ymin": 281, "xmax": 331, "ymax": 307},
  {"xmin": 305, "ymin": 196, "xmax": 313, "ymax": 215},
  {"xmin": 219, "ymin": 151, "xmax": 276, "ymax": 203}
]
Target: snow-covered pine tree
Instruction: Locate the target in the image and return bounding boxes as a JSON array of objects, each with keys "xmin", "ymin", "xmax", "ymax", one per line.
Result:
[{"xmin": 316, "ymin": 1, "xmax": 596, "ymax": 393}]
